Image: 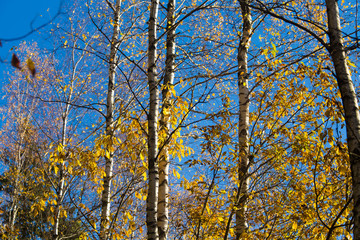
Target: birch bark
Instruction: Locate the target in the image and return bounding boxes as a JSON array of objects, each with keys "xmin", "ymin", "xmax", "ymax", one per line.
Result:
[
  {"xmin": 100, "ymin": 0, "xmax": 122, "ymax": 239},
  {"xmin": 325, "ymin": 1, "xmax": 360, "ymax": 239},
  {"xmin": 158, "ymin": 0, "xmax": 176, "ymax": 238},
  {"xmin": 52, "ymin": 105, "xmax": 69, "ymax": 240},
  {"xmin": 147, "ymin": 0, "xmax": 160, "ymax": 238},
  {"xmin": 236, "ymin": 0, "xmax": 252, "ymax": 239}
]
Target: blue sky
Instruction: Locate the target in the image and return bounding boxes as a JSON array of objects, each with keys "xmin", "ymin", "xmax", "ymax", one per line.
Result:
[
  {"xmin": 0, "ymin": 0, "xmax": 62, "ymax": 91},
  {"xmin": 0, "ymin": 0, "xmax": 60, "ymax": 39}
]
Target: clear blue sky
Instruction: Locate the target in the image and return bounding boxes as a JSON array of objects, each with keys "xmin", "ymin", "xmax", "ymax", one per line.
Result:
[
  {"xmin": 0, "ymin": 0, "xmax": 62, "ymax": 92},
  {"xmin": 0, "ymin": 0, "xmax": 60, "ymax": 39}
]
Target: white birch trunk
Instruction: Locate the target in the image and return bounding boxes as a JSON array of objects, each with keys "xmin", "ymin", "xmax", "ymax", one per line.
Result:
[
  {"xmin": 325, "ymin": 1, "xmax": 360, "ymax": 239},
  {"xmin": 9, "ymin": 191, "xmax": 18, "ymax": 238},
  {"xmin": 53, "ymin": 106, "xmax": 69, "ymax": 240},
  {"xmin": 158, "ymin": 0, "xmax": 176, "ymax": 238},
  {"xmin": 9, "ymin": 156, "xmax": 21, "ymax": 239},
  {"xmin": 100, "ymin": 0, "xmax": 122, "ymax": 239},
  {"xmin": 147, "ymin": 0, "xmax": 160, "ymax": 238},
  {"xmin": 236, "ymin": 0, "xmax": 252, "ymax": 239}
]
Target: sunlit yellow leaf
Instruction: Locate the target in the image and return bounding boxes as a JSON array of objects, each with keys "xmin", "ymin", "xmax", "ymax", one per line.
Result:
[
  {"xmin": 142, "ymin": 171, "xmax": 147, "ymax": 181},
  {"xmin": 135, "ymin": 191, "xmax": 142, "ymax": 200},
  {"xmin": 26, "ymin": 58, "xmax": 36, "ymax": 76},
  {"xmin": 348, "ymin": 60, "xmax": 356, "ymax": 68},
  {"xmin": 292, "ymin": 221, "xmax": 298, "ymax": 230},
  {"xmin": 173, "ymin": 169, "xmax": 180, "ymax": 179},
  {"xmin": 105, "ymin": 150, "xmax": 111, "ymax": 159}
]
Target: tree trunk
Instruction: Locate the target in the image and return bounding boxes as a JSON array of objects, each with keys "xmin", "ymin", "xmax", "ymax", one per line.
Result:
[
  {"xmin": 53, "ymin": 107, "xmax": 69, "ymax": 240},
  {"xmin": 325, "ymin": 1, "xmax": 360, "ymax": 239},
  {"xmin": 158, "ymin": 0, "xmax": 176, "ymax": 239},
  {"xmin": 147, "ymin": 0, "xmax": 160, "ymax": 238},
  {"xmin": 236, "ymin": 0, "xmax": 252, "ymax": 239},
  {"xmin": 9, "ymin": 160, "xmax": 21, "ymax": 239},
  {"xmin": 100, "ymin": 0, "xmax": 122, "ymax": 239},
  {"xmin": 9, "ymin": 191, "xmax": 18, "ymax": 238}
]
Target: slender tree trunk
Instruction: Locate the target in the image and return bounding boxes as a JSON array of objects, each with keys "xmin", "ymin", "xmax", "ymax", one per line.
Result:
[
  {"xmin": 9, "ymin": 191, "xmax": 18, "ymax": 237},
  {"xmin": 236, "ymin": 0, "xmax": 252, "ymax": 239},
  {"xmin": 100, "ymin": 1, "xmax": 122, "ymax": 239},
  {"xmin": 9, "ymin": 164, "xmax": 20, "ymax": 239},
  {"xmin": 9, "ymin": 122, "xmax": 31, "ymax": 239},
  {"xmin": 147, "ymin": 0, "xmax": 160, "ymax": 238},
  {"xmin": 53, "ymin": 106, "xmax": 69, "ymax": 240},
  {"xmin": 158, "ymin": 0, "xmax": 176, "ymax": 239},
  {"xmin": 325, "ymin": 1, "xmax": 360, "ymax": 239}
]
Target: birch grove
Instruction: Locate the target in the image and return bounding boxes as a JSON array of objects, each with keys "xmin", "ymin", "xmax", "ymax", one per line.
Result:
[{"xmin": 1, "ymin": 0, "xmax": 360, "ymax": 239}]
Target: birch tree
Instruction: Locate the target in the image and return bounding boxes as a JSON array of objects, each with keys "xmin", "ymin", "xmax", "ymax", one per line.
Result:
[
  {"xmin": 147, "ymin": 0, "xmax": 160, "ymax": 238},
  {"xmin": 51, "ymin": 15, "xmax": 98, "ymax": 238},
  {"xmin": 325, "ymin": 1, "xmax": 360, "ymax": 238},
  {"xmin": 250, "ymin": 0, "xmax": 360, "ymax": 238},
  {"xmin": 236, "ymin": 0, "xmax": 252, "ymax": 238},
  {"xmin": 100, "ymin": 0, "xmax": 122, "ymax": 239},
  {"xmin": 52, "ymin": 58, "xmax": 71, "ymax": 240},
  {"xmin": 0, "ymin": 55, "xmax": 42, "ymax": 239},
  {"xmin": 0, "ymin": 43, "xmax": 92, "ymax": 239},
  {"xmin": 158, "ymin": 0, "xmax": 176, "ymax": 238}
]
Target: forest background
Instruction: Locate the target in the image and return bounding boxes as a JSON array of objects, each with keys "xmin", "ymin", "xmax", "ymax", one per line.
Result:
[{"xmin": 0, "ymin": 0, "xmax": 359, "ymax": 239}]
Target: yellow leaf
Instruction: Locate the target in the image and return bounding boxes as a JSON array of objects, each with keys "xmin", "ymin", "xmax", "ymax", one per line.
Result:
[
  {"xmin": 105, "ymin": 150, "xmax": 111, "ymax": 159},
  {"xmin": 292, "ymin": 221, "xmax": 298, "ymax": 230},
  {"xmin": 173, "ymin": 169, "xmax": 180, "ymax": 179},
  {"xmin": 60, "ymin": 209, "xmax": 68, "ymax": 218},
  {"xmin": 126, "ymin": 211, "xmax": 133, "ymax": 220},
  {"xmin": 135, "ymin": 191, "xmax": 142, "ymax": 200},
  {"xmin": 206, "ymin": 205, "xmax": 211, "ymax": 214},
  {"xmin": 50, "ymin": 216, "xmax": 55, "ymax": 226},
  {"xmin": 26, "ymin": 58, "xmax": 36, "ymax": 77},
  {"xmin": 57, "ymin": 143, "xmax": 64, "ymax": 153},
  {"xmin": 271, "ymin": 43, "xmax": 277, "ymax": 57},
  {"xmin": 348, "ymin": 60, "xmax": 356, "ymax": 68},
  {"xmin": 91, "ymin": 221, "xmax": 96, "ymax": 230},
  {"xmin": 142, "ymin": 171, "xmax": 147, "ymax": 181},
  {"xmin": 339, "ymin": 166, "xmax": 348, "ymax": 174}
]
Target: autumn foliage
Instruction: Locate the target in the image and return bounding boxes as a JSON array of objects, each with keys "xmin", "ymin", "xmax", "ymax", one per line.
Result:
[{"xmin": 0, "ymin": 0, "xmax": 358, "ymax": 239}]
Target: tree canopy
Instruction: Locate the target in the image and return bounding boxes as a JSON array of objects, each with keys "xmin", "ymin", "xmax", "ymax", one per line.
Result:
[{"xmin": 0, "ymin": 0, "xmax": 359, "ymax": 239}]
